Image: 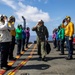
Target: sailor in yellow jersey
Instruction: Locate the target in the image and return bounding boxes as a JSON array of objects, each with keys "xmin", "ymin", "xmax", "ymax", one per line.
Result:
[
  {"xmin": 8, "ymin": 16, "xmax": 16, "ymax": 60},
  {"xmin": 62, "ymin": 16, "xmax": 74, "ymax": 60}
]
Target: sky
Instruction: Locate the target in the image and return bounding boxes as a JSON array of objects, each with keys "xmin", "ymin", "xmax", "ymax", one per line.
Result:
[{"xmin": 0, "ymin": 0, "xmax": 75, "ymax": 35}]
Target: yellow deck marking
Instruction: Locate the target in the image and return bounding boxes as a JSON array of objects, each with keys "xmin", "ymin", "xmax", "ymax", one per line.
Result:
[
  {"xmin": 15, "ymin": 55, "xmax": 20, "ymax": 59},
  {"xmin": 21, "ymin": 51, "xmax": 25, "ymax": 54},
  {"xmin": 8, "ymin": 61, "xmax": 14, "ymax": 66},
  {"xmin": 0, "ymin": 44, "xmax": 32, "ymax": 75},
  {"xmin": 8, "ymin": 44, "xmax": 36, "ymax": 75},
  {"xmin": 28, "ymin": 55, "xmax": 32, "ymax": 58}
]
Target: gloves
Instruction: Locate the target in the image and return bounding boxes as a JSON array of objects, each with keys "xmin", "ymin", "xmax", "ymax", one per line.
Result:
[
  {"xmin": 46, "ymin": 38, "xmax": 48, "ymax": 42},
  {"xmin": 62, "ymin": 19, "xmax": 65, "ymax": 23},
  {"xmin": 46, "ymin": 38, "xmax": 48, "ymax": 40},
  {"xmin": 69, "ymin": 37, "xmax": 72, "ymax": 40}
]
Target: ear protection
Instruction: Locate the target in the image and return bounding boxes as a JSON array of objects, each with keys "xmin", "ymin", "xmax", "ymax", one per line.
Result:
[
  {"xmin": 9, "ymin": 16, "xmax": 15, "ymax": 22},
  {"xmin": 0, "ymin": 15, "xmax": 4, "ymax": 21},
  {"xmin": 66, "ymin": 16, "xmax": 71, "ymax": 21},
  {"xmin": 67, "ymin": 17, "xmax": 70, "ymax": 20}
]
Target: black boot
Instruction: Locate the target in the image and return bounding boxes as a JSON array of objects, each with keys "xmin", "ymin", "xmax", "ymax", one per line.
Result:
[
  {"xmin": 42, "ymin": 57, "xmax": 47, "ymax": 62},
  {"xmin": 66, "ymin": 56, "xmax": 73, "ymax": 60}
]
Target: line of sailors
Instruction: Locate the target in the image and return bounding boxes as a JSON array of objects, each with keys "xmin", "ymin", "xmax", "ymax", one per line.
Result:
[
  {"xmin": 0, "ymin": 15, "xmax": 30, "ymax": 70},
  {"xmin": 52, "ymin": 16, "xmax": 74, "ymax": 60}
]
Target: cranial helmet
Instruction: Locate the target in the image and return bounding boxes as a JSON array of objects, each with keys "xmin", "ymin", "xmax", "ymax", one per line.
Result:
[
  {"xmin": 0, "ymin": 15, "xmax": 5, "ymax": 21},
  {"xmin": 9, "ymin": 16, "xmax": 15, "ymax": 22},
  {"xmin": 65, "ymin": 16, "xmax": 71, "ymax": 21}
]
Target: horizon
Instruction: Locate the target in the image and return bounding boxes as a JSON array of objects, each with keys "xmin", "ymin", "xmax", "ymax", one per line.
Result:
[{"xmin": 29, "ymin": 35, "xmax": 53, "ymax": 43}]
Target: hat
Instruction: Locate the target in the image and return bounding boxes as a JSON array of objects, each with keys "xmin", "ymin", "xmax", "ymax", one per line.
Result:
[
  {"xmin": 65, "ymin": 16, "xmax": 71, "ymax": 21},
  {"xmin": 38, "ymin": 20, "xmax": 44, "ymax": 24},
  {"xmin": 60, "ymin": 24, "xmax": 64, "ymax": 28},
  {"xmin": 9, "ymin": 16, "xmax": 15, "ymax": 22},
  {"xmin": 0, "ymin": 15, "xmax": 4, "ymax": 21},
  {"xmin": 0, "ymin": 14, "xmax": 1, "ymax": 17}
]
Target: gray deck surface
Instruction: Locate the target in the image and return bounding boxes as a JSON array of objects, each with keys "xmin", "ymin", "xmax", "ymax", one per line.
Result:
[{"xmin": 4, "ymin": 43, "xmax": 75, "ymax": 75}]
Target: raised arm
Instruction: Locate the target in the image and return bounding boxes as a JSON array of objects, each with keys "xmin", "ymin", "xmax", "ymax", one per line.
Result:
[{"xmin": 32, "ymin": 25, "xmax": 38, "ymax": 31}]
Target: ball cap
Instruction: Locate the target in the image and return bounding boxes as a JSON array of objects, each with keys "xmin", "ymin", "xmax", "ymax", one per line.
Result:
[{"xmin": 38, "ymin": 20, "xmax": 44, "ymax": 24}]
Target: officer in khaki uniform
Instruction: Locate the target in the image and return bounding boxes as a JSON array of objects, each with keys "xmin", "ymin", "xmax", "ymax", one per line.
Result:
[{"xmin": 32, "ymin": 20, "xmax": 49, "ymax": 61}]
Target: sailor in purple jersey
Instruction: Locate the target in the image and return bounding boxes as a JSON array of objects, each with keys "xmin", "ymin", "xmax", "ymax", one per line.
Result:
[{"xmin": 25, "ymin": 27, "xmax": 30, "ymax": 48}]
